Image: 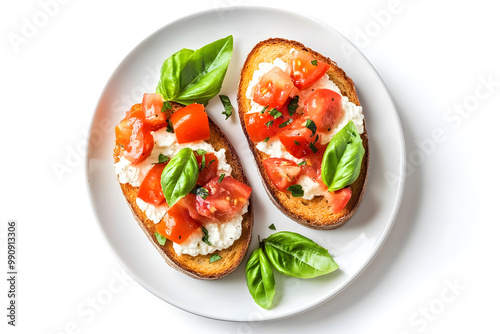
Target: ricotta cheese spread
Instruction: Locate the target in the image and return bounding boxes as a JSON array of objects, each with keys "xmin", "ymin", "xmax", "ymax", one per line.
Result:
[
  {"xmin": 246, "ymin": 50, "xmax": 365, "ymax": 199},
  {"xmin": 114, "ymin": 128, "xmax": 244, "ymax": 256}
]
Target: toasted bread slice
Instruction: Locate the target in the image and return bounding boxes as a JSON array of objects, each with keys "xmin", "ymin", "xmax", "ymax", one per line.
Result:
[
  {"xmin": 237, "ymin": 38, "xmax": 368, "ymax": 229},
  {"xmin": 114, "ymin": 102, "xmax": 253, "ymax": 279}
]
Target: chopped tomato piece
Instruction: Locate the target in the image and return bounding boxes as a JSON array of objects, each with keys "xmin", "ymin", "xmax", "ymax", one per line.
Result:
[
  {"xmin": 196, "ymin": 177, "xmax": 251, "ymax": 222},
  {"xmin": 137, "ymin": 163, "xmax": 167, "ymax": 205},
  {"xmin": 253, "ymin": 67, "xmax": 295, "ymax": 109},
  {"xmin": 156, "ymin": 198, "xmax": 202, "ymax": 244},
  {"xmin": 263, "ymin": 158, "xmax": 302, "ymax": 191},
  {"xmin": 170, "ymin": 103, "xmax": 210, "ymax": 144},
  {"xmin": 278, "ymin": 123, "xmax": 316, "ymax": 158},
  {"xmin": 115, "ymin": 105, "xmax": 154, "ymax": 164},
  {"xmin": 195, "ymin": 152, "xmax": 218, "ymax": 185},
  {"xmin": 303, "ymin": 89, "xmax": 342, "ymax": 131},
  {"xmin": 142, "ymin": 93, "xmax": 167, "ymax": 131},
  {"xmin": 244, "ymin": 110, "xmax": 296, "ymax": 142},
  {"xmin": 323, "ymin": 186, "xmax": 352, "ymax": 214},
  {"xmin": 123, "ymin": 118, "xmax": 154, "ymax": 164},
  {"xmin": 290, "ymin": 51, "xmax": 330, "ymax": 90}
]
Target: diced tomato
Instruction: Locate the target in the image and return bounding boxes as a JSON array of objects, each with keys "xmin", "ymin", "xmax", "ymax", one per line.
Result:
[
  {"xmin": 253, "ymin": 67, "xmax": 295, "ymax": 109},
  {"xmin": 195, "ymin": 152, "xmax": 218, "ymax": 185},
  {"xmin": 278, "ymin": 124, "xmax": 316, "ymax": 159},
  {"xmin": 303, "ymin": 89, "xmax": 342, "ymax": 131},
  {"xmin": 137, "ymin": 163, "xmax": 167, "ymax": 205},
  {"xmin": 156, "ymin": 198, "xmax": 202, "ymax": 244},
  {"xmin": 244, "ymin": 111, "xmax": 296, "ymax": 142},
  {"xmin": 123, "ymin": 118, "xmax": 154, "ymax": 164},
  {"xmin": 142, "ymin": 93, "xmax": 167, "ymax": 131},
  {"xmin": 263, "ymin": 158, "xmax": 302, "ymax": 191},
  {"xmin": 170, "ymin": 103, "xmax": 210, "ymax": 144},
  {"xmin": 196, "ymin": 177, "xmax": 252, "ymax": 222},
  {"xmin": 323, "ymin": 186, "xmax": 352, "ymax": 214},
  {"xmin": 299, "ymin": 147, "xmax": 325, "ymax": 180},
  {"xmin": 115, "ymin": 103, "xmax": 154, "ymax": 164},
  {"xmin": 290, "ymin": 51, "xmax": 330, "ymax": 90}
]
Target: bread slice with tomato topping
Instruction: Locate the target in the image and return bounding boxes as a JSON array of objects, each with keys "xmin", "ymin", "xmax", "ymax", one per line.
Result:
[
  {"xmin": 237, "ymin": 38, "xmax": 369, "ymax": 229},
  {"xmin": 114, "ymin": 101, "xmax": 253, "ymax": 279}
]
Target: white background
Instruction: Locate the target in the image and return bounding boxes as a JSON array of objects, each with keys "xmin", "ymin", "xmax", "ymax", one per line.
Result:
[{"xmin": 1, "ymin": 0, "xmax": 499, "ymax": 333}]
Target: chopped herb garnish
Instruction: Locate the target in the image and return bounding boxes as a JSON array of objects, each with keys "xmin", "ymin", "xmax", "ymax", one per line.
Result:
[
  {"xmin": 311, "ymin": 60, "xmax": 318, "ymax": 66},
  {"xmin": 268, "ymin": 224, "xmax": 277, "ymax": 230},
  {"xmin": 196, "ymin": 149, "xmax": 207, "ymax": 155},
  {"xmin": 287, "ymin": 96, "xmax": 299, "ymax": 116},
  {"xmin": 294, "ymin": 140, "xmax": 300, "ymax": 145},
  {"xmin": 278, "ymin": 118, "xmax": 293, "ymax": 128},
  {"xmin": 202, "ymin": 227, "xmax": 212, "ymax": 246},
  {"xmin": 191, "ymin": 185, "xmax": 209, "ymax": 199},
  {"xmin": 161, "ymin": 101, "xmax": 172, "ymax": 113},
  {"xmin": 218, "ymin": 173, "xmax": 225, "ymax": 184},
  {"xmin": 268, "ymin": 108, "xmax": 282, "ymax": 119},
  {"xmin": 298, "ymin": 160, "xmax": 307, "ymax": 167},
  {"xmin": 219, "ymin": 95, "xmax": 233, "ymax": 120},
  {"xmin": 309, "ymin": 135, "xmax": 319, "ymax": 153},
  {"xmin": 210, "ymin": 254, "xmax": 222, "ymax": 263},
  {"xmin": 265, "ymin": 120, "xmax": 274, "ymax": 128},
  {"xmin": 287, "ymin": 184, "xmax": 304, "ymax": 197},
  {"xmin": 208, "ymin": 159, "xmax": 216, "ymax": 166},
  {"xmin": 261, "ymin": 105, "xmax": 268, "ymax": 114},
  {"xmin": 305, "ymin": 119, "xmax": 317, "ymax": 137},
  {"xmin": 263, "ymin": 137, "xmax": 270, "ymax": 142},
  {"xmin": 154, "ymin": 232, "xmax": 167, "ymax": 246},
  {"xmin": 154, "ymin": 153, "xmax": 169, "ymax": 164},
  {"xmin": 166, "ymin": 119, "xmax": 174, "ymax": 133}
]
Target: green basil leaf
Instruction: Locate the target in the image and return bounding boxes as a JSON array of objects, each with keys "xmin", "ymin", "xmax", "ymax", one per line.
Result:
[
  {"xmin": 202, "ymin": 227, "xmax": 211, "ymax": 246},
  {"xmin": 268, "ymin": 224, "xmax": 276, "ymax": 230},
  {"xmin": 156, "ymin": 36, "xmax": 233, "ymax": 105},
  {"xmin": 287, "ymin": 184, "xmax": 304, "ymax": 197},
  {"xmin": 218, "ymin": 173, "xmax": 225, "ymax": 184},
  {"xmin": 210, "ymin": 254, "xmax": 222, "ymax": 263},
  {"xmin": 305, "ymin": 119, "xmax": 317, "ymax": 137},
  {"xmin": 287, "ymin": 95, "xmax": 299, "ymax": 116},
  {"xmin": 219, "ymin": 95, "xmax": 233, "ymax": 120},
  {"xmin": 166, "ymin": 119, "xmax": 174, "ymax": 133},
  {"xmin": 264, "ymin": 231, "xmax": 338, "ymax": 279},
  {"xmin": 321, "ymin": 121, "xmax": 365, "ymax": 191},
  {"xmin": 311, "ymin": 60, "xmax": 318, "ymax": 66},
  {"xmin": 161, "ymin": 148, "xmax": 199, "ymax": 207},
  {"xmin": 156, "ymin": 48, "xmax": 195, "ymax": 100},
  {"xmin": 154, "ymin": 232, "xmax": 167, "ymax": 246},
  {"xmin": 161, "ymin": 101, "xmax": 172, "ymax": 113},
  {"xmin": 245, "ymin": 248, "xmax": 275, "ymax": 309},
  {"xmin": 278, "ymin": 118, "xmax": 293, "ymax": 128},
  {"xmin": 157, "ymin": 153, "xmax": 169, "ymax": 164}
]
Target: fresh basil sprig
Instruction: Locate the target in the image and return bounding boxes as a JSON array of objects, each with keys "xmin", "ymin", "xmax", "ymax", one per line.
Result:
[
  {"xmin": 161, "ymin": 148, "xmax": 199, "ymax": 207},
  {"xmin": 219, "ymin": 95, "xmax": 233, "ymax": 120},
  {"xmin": 156, "ymin": 36, "xmax": 233, "ymax": 106},
  {"xmin": 264, "ymin": 232, "xmax": 338, "ymax": 279},
  {"xmin": 245, "ymin": 248, "xmax": 275, "ymax": 309},
  {"xmin": 245, "ymin": 231, "xmax": 338, "ymax": 309},
  {"xmin": 321, "ymin": 121, "xmax": 365, "ymax": 191}
]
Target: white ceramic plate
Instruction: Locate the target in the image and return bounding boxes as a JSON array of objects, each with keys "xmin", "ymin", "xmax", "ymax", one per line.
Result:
[{"xmin": 86, "ymin": 7, "xmax": 405, "ymax": 321}]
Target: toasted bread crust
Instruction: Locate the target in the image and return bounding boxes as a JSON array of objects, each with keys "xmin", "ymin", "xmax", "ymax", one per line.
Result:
[
  {"xmin": 114, "ymin": 102, "xmax": 253, "ymax": 279},
  {"xmin": 237, "ymin": 38, "xmax": 369, "ymax": 229}
]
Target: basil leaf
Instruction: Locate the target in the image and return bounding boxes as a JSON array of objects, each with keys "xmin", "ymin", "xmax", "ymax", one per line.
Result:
[
  {"xmin": 305, "ymin": 119, "xmax": 317, "ymax": 137},
  {"xmin": 264, "ymin": 231, "xmax": 338, "ymax": 279},
  {"xmin": 191, "ymin": 185, "xmax": 209, "ymax": 199},
  {"xmin": 311, "ymin": 60, "xmax": 318, "ymax": 66},
  {"xmin": 268, "ymin": 108, "xmax": 282, "ymax": 119},
  {"xmin": 218, "ymin": 173, "xmax": 225, "ymax": 184},
  {"xmin": 202, "ymin": 227, "xmax": 211, "ymax": 246},
  {"xmin": 156, "ymin": 36, "xmax": 233, "ymax": 106},
  {"xmin": 210, "ymin": 254, "xmax": 222, "ymax": 263},
  {"xmin": 263, "ymin": 137, "xmax": 270, "ymax": 142},
  {"xmin": 245, "ymin": 248, "xmax": 275, "ymax": 309},
  {"xmin": 157, "ymin": 153, "xmax": 169, "ymax": 164},
  {"xmin": 161, "ymin": 148, "xmax": 199, "ymax": 207},
  {"xmin": 268, "ymin": 224, "xmax": 276, "ymax": 230},
  {"xmin": 166, "ymin": 119, "xmax": 174, "ymax": 133},
  {"xmin": 287, "ymin": 184, "xmax": 304, "ymax": 197},
  {"xmin": 321, "ymin": 121, "xmax": 365, "ymax": 191},
  {"xmin": 161, "ymin": 101, "xmax": 172, "ymax": 113},
  {"xmin": 219, "ymin": 95, "xmax": 233, "ymax": 120},
  {"xmin": 287, "ymin": 96, "xmax": 299, "ymax": 116},
  {"xmin": 155, "ymin": 232, "xmax": 167, "ymax": 246},
  {"xmin": 265, "ymin": 120, "xmax": 274, "ymax": 128},
  {"xmin": 278, "ymin": 118, "xmax": 293, "ymax": 128},
  {"xmin": 298, "ymin": 160, "xmax": 307, "ymax": 167}
]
